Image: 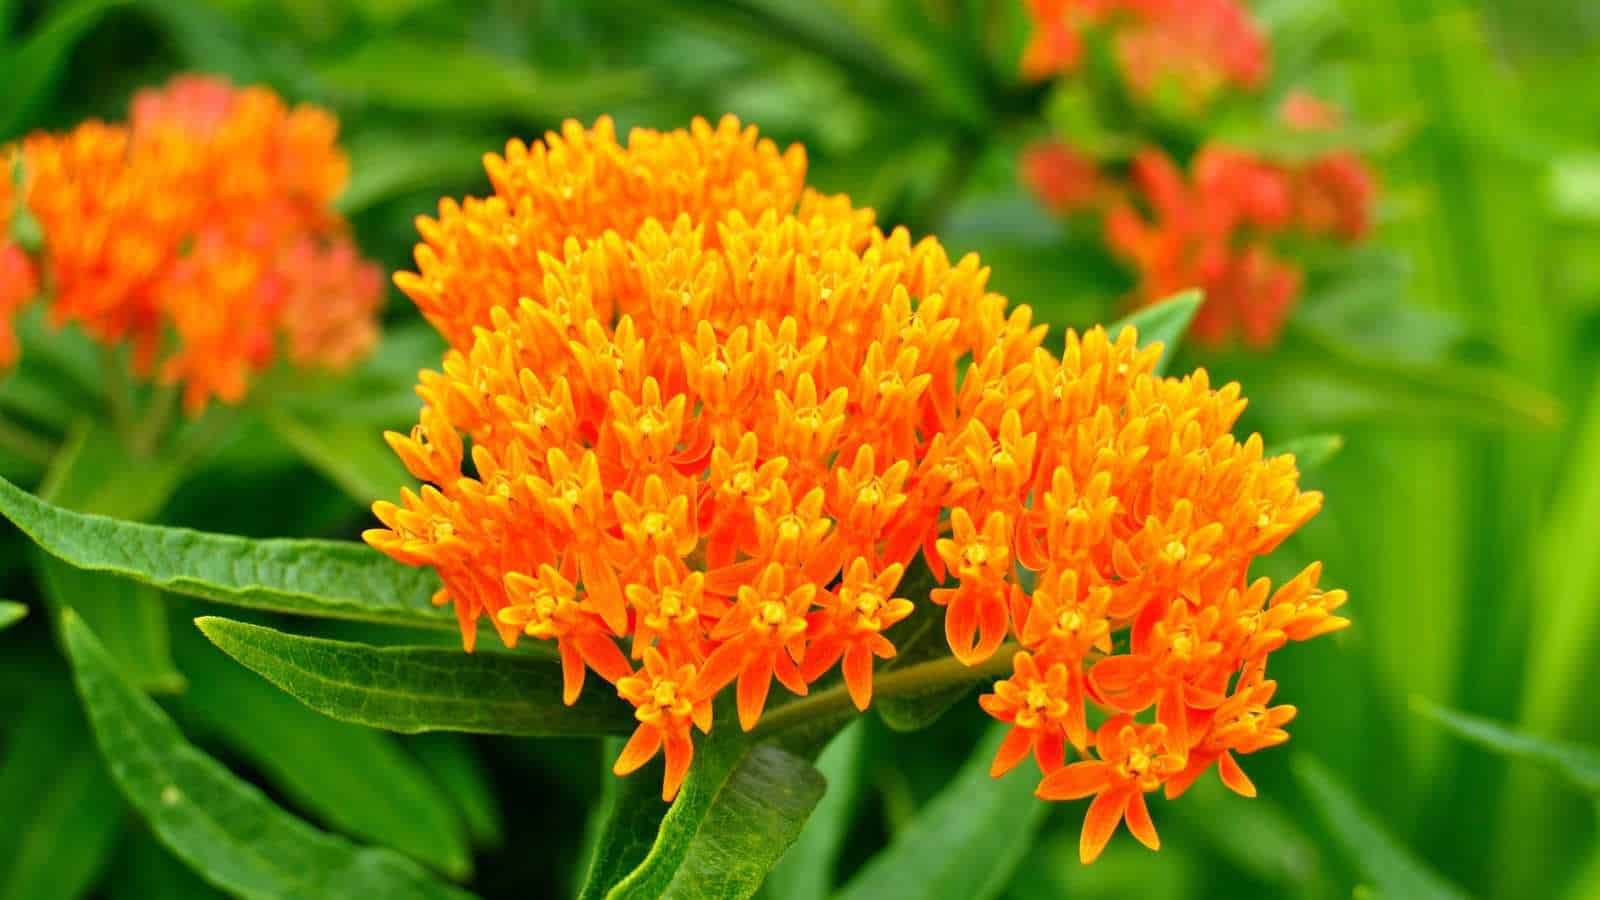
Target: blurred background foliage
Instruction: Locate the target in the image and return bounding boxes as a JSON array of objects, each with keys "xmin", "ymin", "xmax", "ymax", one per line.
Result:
[{"xmin": 2, "ymin": 0, "xmax": 1600, "ymax": 898}]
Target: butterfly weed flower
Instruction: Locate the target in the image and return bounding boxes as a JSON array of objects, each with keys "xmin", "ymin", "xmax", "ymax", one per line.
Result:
[
  {"xmin": 366, "ymin": 117, "xmax": 1348, "ymax": 862},
  {"xmin": 0, "ymin": 152, "xmax": 37, "ymax": 366},
  {"xmin": 3, "ymin": 75, "xmax": 381, "ymax": 412},
  {"xmin": 1022, "ymin": 0, "xmax": 1269, "ymax": 112}
]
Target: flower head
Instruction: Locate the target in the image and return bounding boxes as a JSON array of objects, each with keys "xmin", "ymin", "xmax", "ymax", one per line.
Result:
[
  {"xmin": 1106, "ymin": 141, "xmax": 1375, "ymax": 348},
  {"xmin": 0, "ymin": 153, "xmax": 37, "ymax": 366},
  {"xmin": 1022, "ymin": 0, "xmax": 1268, "ymax": 111},
  {"xmin": 6, "ymin": 75, "xmax": 380, "ymax": 410},
  {"xmin": 367, "ymin": 117, "xmax": 1345, "ymax": 825}
]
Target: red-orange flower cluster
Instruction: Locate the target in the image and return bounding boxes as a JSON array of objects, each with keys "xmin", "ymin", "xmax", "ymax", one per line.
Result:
[
  {"xmin": 1105, "ymin": 110, "xmax": 1377, "ymax": 347},
  {"xmin": 367, "ymin": 117, "xmax": 1346, "ymax": 858},
  {"xmin": 1022, "ymin": 0, "xmax": 1268, "ymax": 110},
  {"xmin": 4, "ymin": 75, "xmax": 382, "ymax": 411}
]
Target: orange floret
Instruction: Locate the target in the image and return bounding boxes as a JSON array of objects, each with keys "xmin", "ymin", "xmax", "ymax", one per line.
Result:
[
  {"xmin": 8, "ymin": 75, "xmax": 380, "ymax": 410},
  {"xmin": 366, "ymin": 116, "xmax": 1346, "ymax": 832}
]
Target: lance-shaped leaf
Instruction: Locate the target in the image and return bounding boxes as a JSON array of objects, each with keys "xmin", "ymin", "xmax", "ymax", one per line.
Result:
[
  {"xmin": 834, "ymin": 723, "xmax": 1048, "ymax": 900},
  {"xmin": 1413, "ymin": 698, "xmax": 1600, "ymax": 795},
  {"xmin": 409, "ymin": 735, "xmax": 505, "ymax": 850},
  {"xmin": 60, "ymin": 611, "xmax": 473, "ymax": 900},
  {"xmin": 264, "ymin": 410, "xmax": 415, "ymax": 506},
  {"xmin": 0, "ymin": 0, "xmax": 130, "ymax": 139},
  {"xmin": 0, "ymin": 601, "xmax": 25, "ymax": 630},
  {"xmin": 176, "ymin": 631, "xmax": 473, "ymax": 878},
  {"xmin": 1292, "ymin": 755, "xmax": 1470, "ymax": 900},
  {"xmin": 595, "ymin": 724, "xmax": 827, "ymax": 900},
  {"xmin": 0, "ymin": 475, "xmax": 451, "ymax": 627},
  {"xmin": 195, "ymin": 617, "xmax": 635, "ymax": 737},
  {"xmin": 578, "ymin": 747, "xmax": 671, "ymax": 900},
  {"xmin": 765, "ymin": 721, "xmax": 867, "ymax": 900},
  {"xmin": 1108, "ymin": 289, "xmax": 1203, "ymax": 375},
  {"xmin": 1267, "ymin": 433, "xmax": 1346, "ymax": 474},
  {"xmin": 34, "ymin": 421, "xmax": 189, "ymax": 692}
]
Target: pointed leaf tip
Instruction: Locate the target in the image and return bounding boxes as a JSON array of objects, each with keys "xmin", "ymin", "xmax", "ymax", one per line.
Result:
[{"xmin": 1108, "ymin": 289, "xmax": 1204, "ymax": 376}]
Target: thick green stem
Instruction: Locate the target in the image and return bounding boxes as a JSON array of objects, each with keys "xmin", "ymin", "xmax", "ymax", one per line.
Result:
[
  {"xmin": 753, "ymin": 643, "xmax": 1016, "ymax": 739},
  {"xmin": 131, "ymin": 385, "xmax": 178, "ymax": 458},
  {"xmin": 100, "ymin": 346, "xmax": 135, "ymax": 444}
]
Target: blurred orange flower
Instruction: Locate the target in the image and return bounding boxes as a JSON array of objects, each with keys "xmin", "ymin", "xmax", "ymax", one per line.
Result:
[
  {"xmin": 1022, "ymin": 0, "xmax": 1268, "ymax": 110},
  {"xmin": 6, "ymin": 75, "xmax": 381, "ymax": 411},
  {"xmin": 367, "ymin": 116, "xmax": 1346, "ymax": 854}
]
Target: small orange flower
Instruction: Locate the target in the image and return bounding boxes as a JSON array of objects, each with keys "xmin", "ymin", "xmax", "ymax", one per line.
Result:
[
  {"xmin": 499, "ymin": 564, "xmax": 632, "ymax": 705},
  {"xmin": 368, "ymin": 117, "xmax": 1345, "ymax": 812},
  {"xmin": 704, "ymin": 563, "xmax": 815, "ymax": 730},
  {"xmin": 614, "ymin": 648, "xmax": 715, "ymax": 801},
  {"xmin": 6, "ymin": 75, "xmax": 380, "ymax": 409},
  {"xmin": 1037, "ymin": 715, "xmax": 1188, "ymax": 863},
  {"xmin": 801, "ymin": 559, "xmax": 914, "ymax": 710},
  {"xmin": 980, "ymin": 651, "xmax": 1079, "ymax": 776},
  {"xmin": 1164, "ymin": 667, "xmax": 1296, "ymax": 799}
]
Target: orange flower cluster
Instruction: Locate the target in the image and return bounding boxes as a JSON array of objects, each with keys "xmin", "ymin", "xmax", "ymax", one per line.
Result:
[
  {"xmin": 0, "ymin": 152, "xmax": 37, "ymax": 366},
  {"xmin": 1022, "ymin": 0, "xmax": 1268, "ymax": 109},
  {"xmin": 5, "ymin": 75, "xmax": 381, "ymax": 411},
  {"xmin": 367, "ymin": 117, "xmax": 1346, "ymax": 858},
  {"xmin": 1105, "ymin": 112, "xmax": 1377, "ymax": 347}
]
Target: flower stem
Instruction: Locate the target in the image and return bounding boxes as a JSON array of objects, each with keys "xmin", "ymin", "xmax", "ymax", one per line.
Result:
[
  {"xmin": 753, "ymin": 643, "xmax": 1017, "ymax": 739},
  {"xmin": 101, "ymin": 346, "xmax": 136, "ymax": 445},
  {"xmin": 131, "ymin": 384, "xmax": 178, "ymax": 458}
]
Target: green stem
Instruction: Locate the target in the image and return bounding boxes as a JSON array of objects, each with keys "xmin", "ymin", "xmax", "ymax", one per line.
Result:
[
  {"xmin": 753, "ymin": 643, "xmax": 1017, "ymax": 739},
  {"xmin": 131, "ymin": 385, "xmax": 178, "ymax": 458},
  {"xmin": 0, "ymin": 415, "xmax": 53, "ymax": 467},
  {"xmin": 173, "ymin": 407, "xmax": 239, "ymax": 468}
]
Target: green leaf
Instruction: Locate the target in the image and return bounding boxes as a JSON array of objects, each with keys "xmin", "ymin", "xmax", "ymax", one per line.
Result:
[
  {"xmin": 1168, "ymin": 775, "xmax": 1326, "ymax": 889},
  {"xmin": 835, "ymin": 723, "xmax": 1048, "ymax": 900},
  {"xmin": 1292, "ymin": 755, "xmax": 1471, "ymax": 900},
  {"xmin": 1413, "ymin": 698, "xmax": 1600, "ymax": 795},
  {"xmin": 1277, "ymin": 323, "xmax": 1562, "ymax": 431},
  {"xmin": 0, "ymin": 673, "xmax": 124, "ymax": 900},
  {"xmin": 130, "ymin": 0, "xmax": 270, "ymax": 81},
  {"xmin": 339, "ymin": 133, "xmax": 496, "ymax": 216},
  {"xmin": 0, "ymin": 601, "xmax": 25, "ymax": 630},
  {"xmin": 37, "ymin": 560, "xmax": 186, "ymax": 693},
  {"xmin": 765, "ymin": 720, "xmax": 866, "ymax": 900},
  {"xmin": 1107, "ymin": 289, "xmax": 1203, "ymax": 376},
  {"xmin": 408, "ymin": 735, "xmax": 505, "ymax": 850},
  {"xmin": 273, "ymin": 320, "xmax": 440, "ymax": 427},
  {"xmin": 176, "ymin": 631, "xmax": 474, "ymax": 878},
  {"xmin": 34, "ymin": 421, "xmax": 188, "ymax": 692},
  {"xmin": 601, "ymin": 726, "xmax": 827, "ymax": 900},
  {"xmin": 315, "ymin": 37, "xmax": 644, "ymax": 119},
  {"xmin": 0, "ymin": 0, "xmax": 131, "ymax": 139},
  {"xmin": 264, "ymin": 410, "xmax": 415, "ymax": 506},
  {"xmin": 194, "ymin": 616, "xmax": 635, "ymax": 737},
  {"xmin": 60, "ymin": 611, "xmax": 474, "ymax": 900},
  {"xmin": 578, "ymin": 745, "xmax": 671, "ymax": 900},
  {"xmin": 1268, "ymin": 433, "xmax": 1346, "ymax": 474},
  {"xmin": 0, "ymin": 474, "xmax": 453, "ymax": 627}
]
